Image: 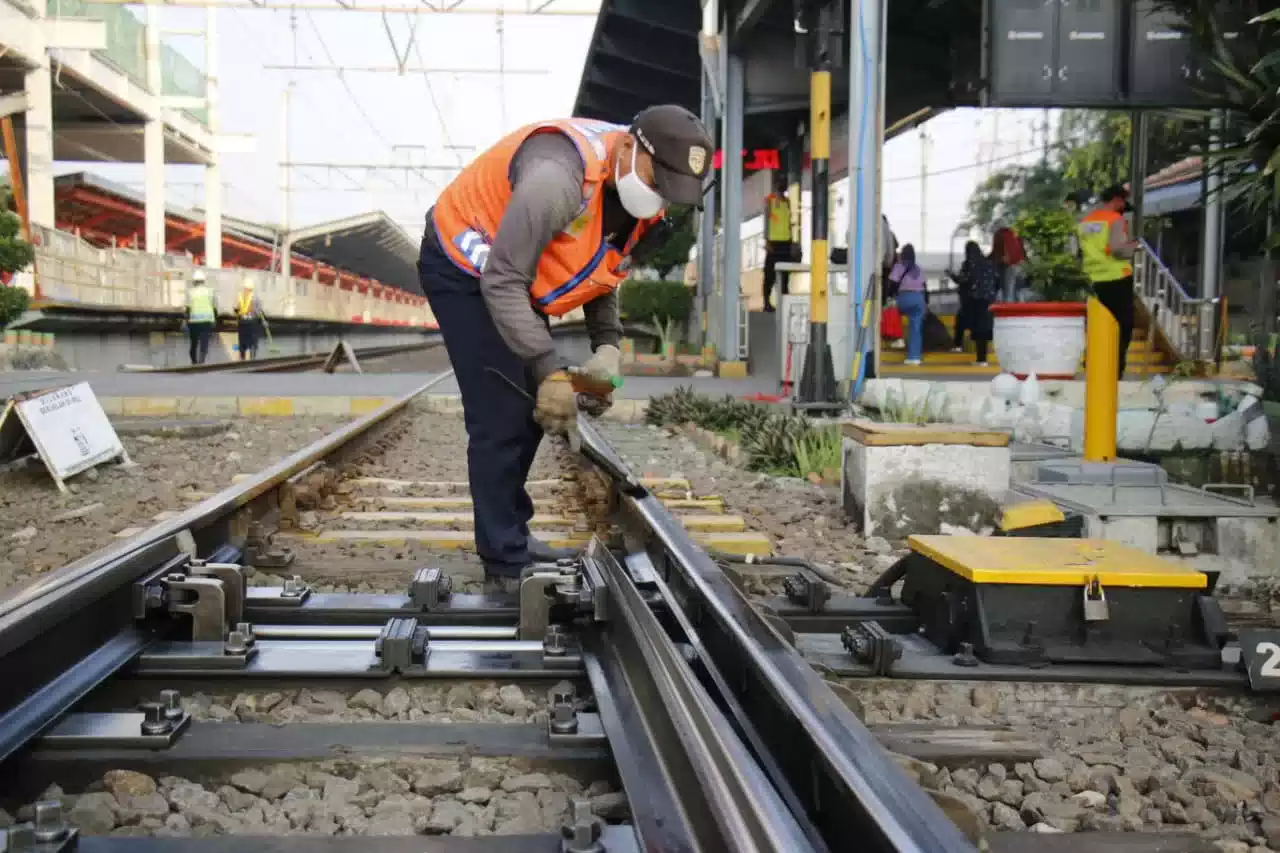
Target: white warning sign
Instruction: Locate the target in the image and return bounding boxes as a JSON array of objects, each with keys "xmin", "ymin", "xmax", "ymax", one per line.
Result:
[{"xmin": 0, "ymin": 382, "xmax": 129, "ymax": 491}]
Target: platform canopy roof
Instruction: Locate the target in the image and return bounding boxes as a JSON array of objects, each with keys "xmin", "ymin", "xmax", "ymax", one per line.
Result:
[
  {"xmin": 287, "ymin": 212, "xmax": 419, "ymax": 297},
  {"xmin": 51, "ymin": 172, "xmax": 419, "ymax": 293},
  {"xmin": 573, "ymin": 0, "xmax": 981, "ymax": 152}
]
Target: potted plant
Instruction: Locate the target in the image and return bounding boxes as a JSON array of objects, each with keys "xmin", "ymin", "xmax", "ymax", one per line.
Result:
[{"xmin": 990, "ymin": 207, "xmax": 1091, "ymax": 379}]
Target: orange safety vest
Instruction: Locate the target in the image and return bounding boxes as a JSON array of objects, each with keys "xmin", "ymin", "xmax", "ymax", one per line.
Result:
[{"xmin": 432, "ymin": 118, "xmax": 661, "ymax": 317}]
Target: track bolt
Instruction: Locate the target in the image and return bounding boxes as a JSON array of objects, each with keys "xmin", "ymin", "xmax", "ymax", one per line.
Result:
[
  {"xmin": 282, "ymin": 576, "xmax": 305, "ymax": 598},
  {"xmin": 139, "ymin": 702, "xmax": 172, "ymax": 736},
  {"xmin": 561, "ymin": 798, "xmax": 605, "ymax": 853},
  {"xmin": 159, "ymin": 689, "xmax": 184, "ymax": 721},
  {"xmin": 952, "ymin": 642, "xmax": 979, "ymax": 668},
  {"xmin": 543, "ymin": 625, "xmax": 568, "ymax": 657},
  {"xmin": 550, "ymin": 692, "xmax": 579, "ymax": 735},
  {"xmin": 33, "ymin": 801, "xmax": 68, "ymax": 843},
  {"xmin": 225, "ymin": 630, "xmax": 250, "ymax": 656},
  {"xmin": 235, "ymin": 622, "xmax": 256, "ymax": 646}
]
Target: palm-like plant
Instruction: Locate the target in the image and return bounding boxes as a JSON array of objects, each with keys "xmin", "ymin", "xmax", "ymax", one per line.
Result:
[{"xmin": 1163, "ymin": 3, "xmax": 1279, "ymax": 247}]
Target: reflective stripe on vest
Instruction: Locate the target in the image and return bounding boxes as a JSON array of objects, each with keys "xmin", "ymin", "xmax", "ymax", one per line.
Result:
[
  {"xmin": 188, "ymin": 286, "xmax": 215, "ymax": 323},
  {"xmin": 1077, "ymin": 209, "xmax": 1132, "ymax": 282},
  {"xmin": 236, "ymin": 292, "xmax": 256, "ymax": 319},
  {"xmin": 431, "ymin": 118, "xmax": 661, "ymax": 318},
  {"xmin": 766, "ymin": 195, "xmax": 791, "ymax": 242}
]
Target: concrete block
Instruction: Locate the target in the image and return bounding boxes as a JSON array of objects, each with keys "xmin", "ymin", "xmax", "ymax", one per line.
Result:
[
  {"xmin": 239, "ymin": 397, "xmax": 296, "ymax": 417},
  {"xmin": 1084, "ymin": 516, "xmax": 1159, "ymax": 553},
  {"xmin": 718, "ymin": 360, "xmax": 748, "ymax": 379},
  {"xmin": 291, "ymin": 396, "xmax": 354, "ymax": 416},
  {"xmin": 175, "ymin": 396, "xmax": 237, "ymax": 416},
  {"xmin": 122, "ymin": 397, "xmax": 179, "ymax": 416},
  {"xmin": 841, "ymin": 434, "xmax": 1009, "ymax": 538},
  {"xmin": 1215, "ymin": 517, "xmax": 1280, "ymax": 576},
  {"xmin": 350, "ymin": 397, "xmax": 392, "ymax": 415}
]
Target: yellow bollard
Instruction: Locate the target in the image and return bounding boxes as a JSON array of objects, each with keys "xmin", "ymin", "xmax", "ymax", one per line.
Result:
[{"xmin": 1083, "ymin": 296, "xmax": 1119, "ymax": 462}]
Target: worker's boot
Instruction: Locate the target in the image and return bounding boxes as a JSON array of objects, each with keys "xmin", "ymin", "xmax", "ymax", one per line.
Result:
[{"xmin": 527, "ymin": 536, "xmax": 580, "ymax": 564}]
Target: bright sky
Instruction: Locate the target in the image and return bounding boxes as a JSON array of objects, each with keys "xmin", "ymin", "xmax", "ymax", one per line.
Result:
[
  {"xmin": 91, "ymin": 1, "xmax": 601, "ymax": 233},
  {"xmin": 80, "ymin": 2, "xmax": 1055, "ymax": 254}
]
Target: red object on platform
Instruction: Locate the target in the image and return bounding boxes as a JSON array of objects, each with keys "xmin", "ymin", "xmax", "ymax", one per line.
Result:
[
  {"xmin": 988, "ymin": 302, "xmax": 1086, "ymax": 318},
  {"xmin": 711, "ymin": 148, "xmax": 781, "ymax": 170},
  {"xmin": 881, "ymin": 305, "xmax": 903, "ymax": 339}
]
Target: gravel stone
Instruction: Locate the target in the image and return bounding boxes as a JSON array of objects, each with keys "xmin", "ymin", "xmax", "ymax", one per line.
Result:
[
  {"xmin": 0, "ymin": 417, "xmax": 343, "ymax": 596},
  {"xmin": 229, "ymin": 769, "xmax": 269, "ymax": 795},
  {"xmin": 348, "ymin": 689, "xmax": 383, "ymax": 712},
  {"xmin": 104, "ymin": 770, "xmax": 157, "ymax": 798},
  {"xmin": 69, "ymin": 792, "xmax": 118, "ymax": 834},
  {"xmin": 115, "ymin": 794, "xmax": 171, "ymax": 824},
  {"xmin": 381, "ymin": 687, "xmax": 411, "ymax": 718}
]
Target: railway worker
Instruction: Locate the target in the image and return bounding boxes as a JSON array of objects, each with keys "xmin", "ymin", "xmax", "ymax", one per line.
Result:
[
  {"xmin": 1077, "ymin": 184, "xmax": 1139, "ymax": 379},
  {"xmin": 417, "ymin": 106, "xmax": 714, "ymax": 592},
  {"xmin": 234, "ymin": 278, "xmax": 266, "ymax": 361},
  {"xmin": 185, "ymin": 269, "xmax": 218, "ymax": 365}
]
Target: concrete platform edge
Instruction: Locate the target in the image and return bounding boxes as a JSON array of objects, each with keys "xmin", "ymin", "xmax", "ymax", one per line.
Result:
[{"xmin": 100, "ymin": 394, "xmax": 652, "ymax": 422}]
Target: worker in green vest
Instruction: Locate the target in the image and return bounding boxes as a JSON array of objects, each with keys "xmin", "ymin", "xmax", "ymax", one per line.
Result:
[
  {"xmin": 762, "ymin": 174, "xmax": 795, "ymax": 313},
  {"xmin": 1077, "ymin": 184, "xmax": 1139, "ymax": 378},
  {"xmin": 185, "ymin": 269, "xmax": 218, "ymax": 365}
]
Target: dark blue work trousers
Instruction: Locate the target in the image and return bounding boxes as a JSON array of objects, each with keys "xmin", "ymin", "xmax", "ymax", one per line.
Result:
[{"xmin": 417, "ymin": 232, "xmax": 542, "ymax": 578}]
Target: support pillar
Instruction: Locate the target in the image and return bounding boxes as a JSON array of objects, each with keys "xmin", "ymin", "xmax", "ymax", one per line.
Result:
[
  {"xmin": 279, "ymin": 85, "xmax": 292, "ymax": 285},
  {"xmin": 143, "ymin": 1, "xmax": 165, "ymax": 255},
  {"xmin": 796, "ymin": 2, "xmax": 840, "ymax": 408},
  {"xmin": 1200, "ymin": 111, "xmax": 1224, "ymax": 302},
  {"xmin": 1129, "ymin": 111, "xmax": 1148, "ymax": 241},
  {"xmin": 718, "ymin": 51, "xmax": 744, "ymax": 361},
  {"xmin": 22, "ymin": 64, "xmax": 55, "ymax": 231},
  {"xmin": 1083, "ymin": 297, "xmax": 1120, "ymax": 462},
  {"xmin": 203, "ymin": 7, "xmax": 222, "ymax": 269},
  {"xmin": 696, "ymin": 55, "xmax": 718, "ymax": 350},
  {"xmin": 844, "ymin": 0, "xmax": 885, "ymax": 393}
]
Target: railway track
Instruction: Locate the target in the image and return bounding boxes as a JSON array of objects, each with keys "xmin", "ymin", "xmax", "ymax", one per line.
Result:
[{"xmin": 0, "ymin": 374, "xmax": 975, "ymax": 853}]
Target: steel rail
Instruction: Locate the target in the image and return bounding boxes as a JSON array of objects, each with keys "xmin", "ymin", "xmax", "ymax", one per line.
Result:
[
  {"xmin": 0, "ymin": 370, "xmax": 454, "ymax": 639},
  {"xmin": 0, "ymin": 373, "xmax": 455, "ymax": 764},
  {"xmin": 582, "ymin": 542, "xmax": 815, "ymax": 853},
  {"xmin": 145, "ymin": 340, "xmax": 443, "ymax": 374},
  {"xmin": 574, "ymin": 418, "xmax": 977, "ymax": 853}
]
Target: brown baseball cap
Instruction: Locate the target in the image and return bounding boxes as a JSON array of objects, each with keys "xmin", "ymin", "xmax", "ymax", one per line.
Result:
[{"xmin": 631, "ymin": 104, "xmax": 714, "ymax": 206}]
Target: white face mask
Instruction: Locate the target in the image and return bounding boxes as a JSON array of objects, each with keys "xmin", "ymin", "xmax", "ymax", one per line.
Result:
[{"xmin": 615, "ymin": 143, "xmax": 664, "ymax": 220}]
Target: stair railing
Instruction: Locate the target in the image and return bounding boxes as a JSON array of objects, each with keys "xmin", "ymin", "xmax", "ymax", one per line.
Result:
[{"xmin": 1132, "ymin": 240, "xmax": 1219, "ymax": 364}]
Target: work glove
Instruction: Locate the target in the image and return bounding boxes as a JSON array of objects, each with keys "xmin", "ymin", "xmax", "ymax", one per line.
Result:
[
  {"xmin": 582, "ymin": 344, "xmax": 621, "ymax": 381},
  {"xmin": 578, "ymin": 344, "xmax": 621, "ymax": 417},
  {"xmin": 534, "ymin": 371, "xmax": 578, "ymax": 435}
]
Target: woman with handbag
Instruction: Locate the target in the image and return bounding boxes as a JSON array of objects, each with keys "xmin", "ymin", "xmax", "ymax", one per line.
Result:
[{"xmin": 887, "ymin": 244, "xmax": 927, "ymax": 366}]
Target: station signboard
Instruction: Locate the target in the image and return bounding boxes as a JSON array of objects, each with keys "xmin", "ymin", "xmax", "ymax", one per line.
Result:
[
  {"xmin": 988, "ymin": 0, "xmax": 1122, "ymax": 107},
  {"xmin": 1128, "ymin": 1, "xmax": 1263, "ymax": 106},
  {"xmin": 990, "ymin": 0, "xmax": 1275, "ymax": 109}
]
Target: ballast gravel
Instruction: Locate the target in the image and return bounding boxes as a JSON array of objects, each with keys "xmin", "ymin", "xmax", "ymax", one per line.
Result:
[
  {"xmin": 15, "ymin": 762, "xmax": 624, "ymax": 838},
  {"xmin": 855, "ymin": 680, "xmax": 1280, "ymax": 849},
  {"xmin": 0, "ymin": 417, "xmax": 347, "ymax": 598},
  {"xmin": 160, "ymin": 682, "xmax": 554, "ymax": 724}
]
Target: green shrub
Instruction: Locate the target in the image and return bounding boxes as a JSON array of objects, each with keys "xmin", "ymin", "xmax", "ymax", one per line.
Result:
[
  {"xmin": 619, "ymin": 279, "xmax": 693, "ymax": 352},
  {"xmin": 792, "ymin": 425, "xmax": 843, "ymax": 480},
  {"xmin": 0, "ymin": 193, "xmax": 36, "ymax": 279},
  {"xmin": 1013, "ymin": 207, "xmax": 1090, "ymax": 303},
  {"xmin": 646, "ymin": 386, "xmax": 819, "ymax": 476},
  {"xmin": 0, "ymin": 284, "xmax": 29, "ymax": 328}
]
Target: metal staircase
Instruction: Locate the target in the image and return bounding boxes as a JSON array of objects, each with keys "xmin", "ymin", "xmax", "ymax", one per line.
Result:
[{"xmin": 1133, "ymin": 239, "xmax": 1219, "ymax": 367}]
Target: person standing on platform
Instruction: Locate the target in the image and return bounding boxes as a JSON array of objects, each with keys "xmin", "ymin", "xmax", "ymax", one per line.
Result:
[
  {"xmin": 185, "ymin": 269, "xmax": 217, "ymax": 365},
  {"xmin": 1077, "ymin": 184, "xmax": 1139, "ymax": 379},
  {"xmin": 416, "ymin": 106, "xmax": 713, "ymax": 592},
  {"xmin": 762, "ymin": 175, "xmax": 795, "ymax": 313},
  {"xmin": 234, "ymin": 279, "xmax": 265, "ymax": 361},
  {"xmin": 888, "ymin": 244, "xmax": 927, "ymax": 366},
  {"xmin": 948, "ymin": 241, "xmax": 998, "ymax": 366}
]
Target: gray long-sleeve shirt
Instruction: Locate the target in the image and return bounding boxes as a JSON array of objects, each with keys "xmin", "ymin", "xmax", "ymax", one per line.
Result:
[{"xmin": 425, "ymin": 132, "xmax": 629, "ymax": 382}]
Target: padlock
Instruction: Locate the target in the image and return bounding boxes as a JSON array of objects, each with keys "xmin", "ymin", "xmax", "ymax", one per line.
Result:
[{"xmin": 1082, "ymin": 579, "xmax": 1109, "ymax": 622}]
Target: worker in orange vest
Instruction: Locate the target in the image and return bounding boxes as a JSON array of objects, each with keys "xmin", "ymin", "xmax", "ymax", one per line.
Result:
[
  {"xmin": 1077, "ymin": 184, "xmax": 1139, "ymax": 378},
  {"xmin": 418, "ymin": 106, "xmax": 713, "ymax": 591}
]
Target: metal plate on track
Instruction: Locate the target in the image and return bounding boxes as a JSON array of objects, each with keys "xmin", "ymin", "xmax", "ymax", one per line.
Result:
[
  {"xmin": 908, "ymin": 535, "xmax": 1207, "ymax": 588},
  {"xmin": 1015, "ymin": 481, "xmax": 1280, "ymax": 519}
]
